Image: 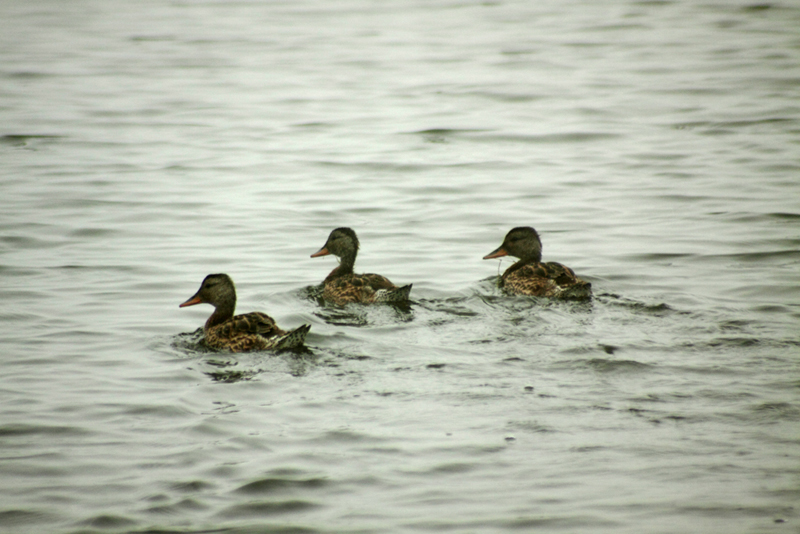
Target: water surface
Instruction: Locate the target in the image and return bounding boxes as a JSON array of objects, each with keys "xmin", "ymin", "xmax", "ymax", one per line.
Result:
[{"xmin": 1, "ymin": 1, "xmax": 799, "ymax": 532}]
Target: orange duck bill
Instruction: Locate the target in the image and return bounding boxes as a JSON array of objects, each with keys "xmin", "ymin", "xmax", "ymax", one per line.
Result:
[
  {"xmin": 179, "ymin": 294, "xmax": 203, "ymax": 308},
  {"xmin": 310, "ymin": 246, "xmax": 330, "ymax": 258},
  {"xmin": 483, "ymin": 246, "xmax": 508, "ymax": 260}
]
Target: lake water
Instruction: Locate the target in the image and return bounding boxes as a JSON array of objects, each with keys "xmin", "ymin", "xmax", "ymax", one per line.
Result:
[{"xmin": 1, "ymin": 0, "xmax": 799, "ymax": 532}]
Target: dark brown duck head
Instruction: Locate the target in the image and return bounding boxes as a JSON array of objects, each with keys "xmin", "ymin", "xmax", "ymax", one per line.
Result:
[
  {"xmin": 311, "ymin": 227, "xmax": 360, "ymax": 271},
  {"xmin": 483, "ymin": 226, "xmax": 543, "ymax": 263},
  {"xmin": 179, "ymin": 273, "xmax": 237, "ymax": 329}
]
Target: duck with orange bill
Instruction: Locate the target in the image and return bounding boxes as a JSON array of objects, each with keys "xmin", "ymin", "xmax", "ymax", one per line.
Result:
[
  {"xmin": 483, "ymin": 226, "xmax": 591, "ymax": 299},
  {"xmin": 311, "ymin": 227, "xmax": 411, "ymax": 305},
  {"xmin": 180, "ymin": 273, "xmax": 310, "ymax": 352}
]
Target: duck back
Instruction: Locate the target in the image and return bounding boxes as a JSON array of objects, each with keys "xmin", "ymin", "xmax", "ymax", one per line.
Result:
[{"xmin": 502, "ymin": 261, "xmax": 591, "ymax": 299}]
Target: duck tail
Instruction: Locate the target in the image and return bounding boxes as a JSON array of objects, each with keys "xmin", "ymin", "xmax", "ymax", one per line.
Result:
[
  {"xmin": 268, "ymin": 324, "xmax": 311, "ymax": 350},
  {"xmin": 375, "ymin": 284, "xmax": 412, "ymax": 303},
  {"xmin": 560, "ymin": 281, "xmax": 592, "ymax": 300}
]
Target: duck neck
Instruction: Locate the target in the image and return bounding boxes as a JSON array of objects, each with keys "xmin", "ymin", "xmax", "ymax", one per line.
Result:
[
  {"xmin": 325, "ymin": 250, "xmax": 356, "ymax": 281},
  {"xmin": 205, "ymin": 297, "xmax": 235, "ymax": 330}
]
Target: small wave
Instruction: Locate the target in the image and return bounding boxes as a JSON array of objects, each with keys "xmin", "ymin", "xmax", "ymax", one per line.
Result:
[
  {"xmin": 554, "ymin": 358, "xmax": 653, "ymax": 373},
  {"xmin": 308, "ymin": 286, "xmax": 414, "ymax": 327},
  {"xmin": 169, "ymin": 480, "xmax": 215, "ymax": 493},
  {"xmin": 688, "ymin": 336, "xmax": 800, "ymax": 351},
  {"xmin": 309, "ymin": 429, "xmax": 391, "ymax": 446},
  {"xmin": 428, "ymin": 462, "xmax": 476, "ymax": 474},
  {"xmin": 0, "ymin": 509, "xmax": 58, "ymax": 528},
  {"xmin": 750, "ymin": 402, "xmax": 800, "ymax": 422},
  {"xmin": 415, "ymin": 296, "xmax": 482, "ymax": 318},
  {"xmin": 313, "ymin": 307, "xmax": 370, "ymax": 327},
  {"xmin": 741, "ymin": 3, "xmax": 775, "ymax": 12},
  {"xmin": 77, "ymin": 514, "xmax": 138, "ymax": 529},
  {"xmin": 622, "ymin": 252, "xmax": 697, "ymax": 261},
  {"xmin": 407, "ymin": 127, "xmax": 490, "ymax": 136},
  {"xmin": 478, "ymin": 131, "xmax": 620, "ymax": 144},
  {"xmin": 170, "ymin": 328, "xmax": 207, "ymax": 353},
  {"xmin": 205, "ymin": 368, "xmax": 261, "ymax": 383},
  {"xmin": 0, "ymin": 235, "xmax": 63, "ymax": 250},
  {"xmin": 561, "ymin": 344, "xmax": 620, "ymax": 355},
  {"xmin": 595, "ymin": 294, "xmax": 679, "ymax": 317},
  {"xmin": 128, "ymin": 34, "xmax": 175, "ymax": 42},
  {"xmin": 501, "ymin": 514, "xmax": 619, "ymax": 530},
  {"xmin": 144, "ymin": 498, "xmax": 206, "ymax": 515},
  {"xmin": 235, "ymin": 476, "xmax": 328, "ymax": 495},
  {"xmin": 0, "ymin": 134, "xmax": 62, "ymax": 147},
  {"xmin": 0, "ymin": 423, "xmax": 90, "ymax": 437},
  {"xmin": 705, "ymin": 249, "xmax": 800, "ymax": 262},
  {"xmin": 673, "ymin": 117, "xmax": 794, "ymax": 131},
  {"xmin": 506, "ymin": 420, "xmax": 556, "ymax": 434},
  {"xmin": 464, "ymin": 90, "xmax": 544, "ymax": 103},
  {"xmin": 715, "ymin": 211, "xmax": 800, "ymax": 223},
  {"xmin": 217, "ymin": 499, "xmax": 320, "ymax": 518}
]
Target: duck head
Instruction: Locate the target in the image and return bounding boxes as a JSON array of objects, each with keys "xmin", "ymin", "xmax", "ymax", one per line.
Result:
[
  {"xmin": 483, "ymin": 226, "xmax": 543, "ymax": 263},
  {"xmin": 311, "ymin": 227, "xmax": 360, "ymax": 261},
  {"xmin": 179, "ymin": 273, "xmax": 237, "ymax": 310}
]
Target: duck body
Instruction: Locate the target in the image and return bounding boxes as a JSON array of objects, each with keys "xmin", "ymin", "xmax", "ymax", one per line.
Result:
[
  {"xmin": 321, "ymin": 272, "xmax": 411, "ymax": 305},
  {"xmin": 312, "ymin": 227, "xmax": 412, "ymax": 305},
  {"xmin": 500, "ymin": 260, "xmax": 591, "ymax": 299},
  {"xmin": 203, "ymin": 311, "xmax": 303, "ymax": 352},
  {"xmin": 484, "ymin": 226, "xmax": 591, "ymax": 299},
  {"xmin": 180, "ymin": 273, "xmax": 310, "ymax": 352}
]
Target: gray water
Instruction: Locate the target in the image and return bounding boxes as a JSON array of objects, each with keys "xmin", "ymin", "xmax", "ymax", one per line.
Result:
[{"xmin": 2, "ymin": 1, "xmax": 799, "ymax": 532}]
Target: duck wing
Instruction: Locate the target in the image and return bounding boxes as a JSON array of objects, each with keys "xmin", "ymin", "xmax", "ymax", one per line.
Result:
[
  {"xmin": 503, "ymin": 262, "xmax": 591, "ymax": 298},
  {"xmin": 265, "ymin": 324, "xmax": 311, "ymax": 350},
  {"xmin": 530, "ymin": 262, "xmax": 578, "ymax": 284},
  {"xmin": 373, "ymin": 284, "xmax": 412, "ymax": 303},
  {"xmin": 209, "ymin": 312, "xmax": 285, "ymax": 340},
  {"xmin": 324, "ymin": 272, "xmax": 403, "ymax": 304},
  {"xmin": 358, "ymin": 273, "xmax": 397, "ymax": 291}
]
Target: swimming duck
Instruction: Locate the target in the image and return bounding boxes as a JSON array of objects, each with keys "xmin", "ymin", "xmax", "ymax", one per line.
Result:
[
  {"xmin": 179, "ymin": 273, "xmax": 310, "ymax": 352},
  {"xmin": 483, "ymin": 226, "xmax": 591, "ymax": 299},
  {"xmin": 311, "ymin": 227, "xmax": 412, "ymax": 305}
]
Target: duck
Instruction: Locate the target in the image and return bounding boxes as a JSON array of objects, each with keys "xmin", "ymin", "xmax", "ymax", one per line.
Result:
[
  {"xmin": 179, "ymin": 273, "xmax": 310, "ymax": 352},
  {"xmin": 311, "ymin": 227, "xmax": 412, "ymax": 305},
  {"xmin": 483, "ymin": 226, "xmax": 591, "ymax": 299}
]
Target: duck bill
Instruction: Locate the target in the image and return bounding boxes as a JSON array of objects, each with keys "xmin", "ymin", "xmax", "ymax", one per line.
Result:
[
  {"xmin": 483, "ymin": 246, "xmax": 508, "ymax": 260},
  {"xmin": 179, "ymin": 294, "xmax": 203, "ymax": 308},
  {"xmin": 310, "ymin": 246, "xmax": 330, "ymax": 258}
]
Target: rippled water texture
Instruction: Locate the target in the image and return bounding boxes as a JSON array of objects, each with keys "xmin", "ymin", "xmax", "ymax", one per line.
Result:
[{"xmin": 1, "ymin": 0, "xmax": 799, "ymax": 533}]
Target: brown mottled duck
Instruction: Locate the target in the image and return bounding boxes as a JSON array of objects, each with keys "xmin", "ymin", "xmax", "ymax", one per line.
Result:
[
  {"xmin": 179, "ymin": 273, "xmax": 310, "ymax": 352},
  {"xmin": 311, "ymin": 227, "xmax": 412, "ymax": 305},
  {"xmin": 483, "ymin": 226, "xmax": 591, "ymax": 299}
]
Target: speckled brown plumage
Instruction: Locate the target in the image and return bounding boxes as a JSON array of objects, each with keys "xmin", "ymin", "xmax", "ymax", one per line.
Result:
[
  {"xmin": 483, "ymin": 226, "xmax": 591, "ymax": 299},
  {"xmin": 311, "ymin": 227, "xmax": 412, "ymax": 305},
  {"xmin": 180, "ymin": 273, "xmax": 310, "ymax": 352}
]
